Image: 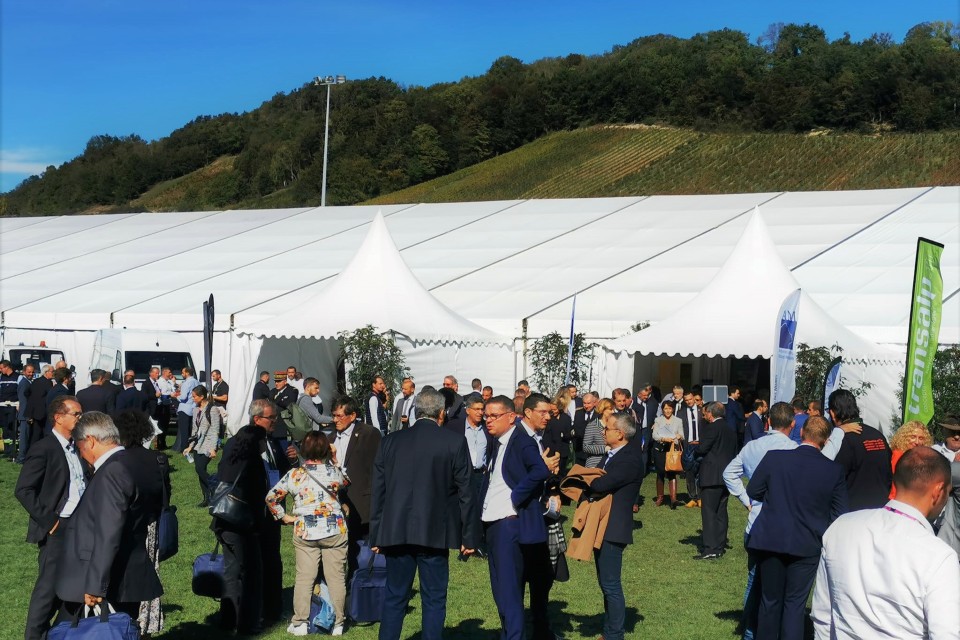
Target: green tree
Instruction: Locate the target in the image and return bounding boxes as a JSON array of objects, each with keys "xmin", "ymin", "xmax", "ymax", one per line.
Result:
[
  {"xmin": 338, "ymin": 325, "xmax": 409, "ymax": 408},
  {"xmin": 528, "ymin": 332, "xmax": 596, "ymax": 395}
]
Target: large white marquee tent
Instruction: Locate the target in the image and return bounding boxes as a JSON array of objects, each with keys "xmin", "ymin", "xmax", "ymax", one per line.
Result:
[{"xmin": 1, "ymin": 186, "xmax": 957, "ymax": 428}]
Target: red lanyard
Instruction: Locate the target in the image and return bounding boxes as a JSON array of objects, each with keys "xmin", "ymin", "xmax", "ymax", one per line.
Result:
[{"xmin": 884, "ymin": 505, "xmax": 924, "ymax": 527}]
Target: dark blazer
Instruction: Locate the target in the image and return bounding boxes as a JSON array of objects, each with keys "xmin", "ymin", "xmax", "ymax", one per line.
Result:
[
  {"xmin": 543, "ymin": 414, "xmax": 571, "ymax": 469},
  {"xmin": 631, "ymin": 396, "xmax": 658, "ymax": 431},
  {"xmin": 572, "ymin": 407, "xmax": 597, "ymax": 458},
  {"xmin": 480, "ymin": 426, "xmax": 550, "ymax": 544},
  {"xmin": 27, "ymin": 376, "xmax": 54, "ymax": 423},
  {"xmin": 697, "ymin": 417, "xmax": 737, "ymax": 487},
  {"xmin": 76, "ymin": 384, "xmax": 115, "ymax": 414},
  {"xmin": 590, "ymin": 439, "xmax": 644, "ymax": 545},
  {"xmin": 743, "ymin": 413, "xmax": 766, "ymax": 444},
  {"xmin": 747, "ymin": 445, "xmax": 848, "ymax": 557},
  {"xmin": 55, "ymin": 449, "xmax": 163, "ymax": 603},
  {"xmin": 369, "ymin": 418, "xmax": 479, "ymax": 550},
  {"xmin": 442, "ymin": 419, "xmax": 495, "ymax": 460},
  {"xmin": 115, "ymin": 386, "xmax": 145, "ymax": 413},
  {"xmin": 14, "ymin": 433, "xmax": 83, "ymax": 544},
  {"xmin": 679, "ymin": 403, "xmax": 705, "ymax": 442},
  {"xmin": 252, "ymin": 380, "xmax": 271, "ymax": 401},
  {"xmin": 339, "ymin": 421, "xmax": 382, "ymax": 525},
  {"xmin": 139, "ymin": 379, "xmax": 161, "ymax": 416},
  {"xmin": 212, "ymin": 424, "xmax": 277, "ymax": 530},
  {"xmin": 726, "ymin": 398, "xmax": 746, "ymax": 434}
]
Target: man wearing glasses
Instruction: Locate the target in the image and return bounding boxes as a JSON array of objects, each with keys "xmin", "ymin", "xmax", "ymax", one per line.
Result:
[
  {"xmin": 329, "ymin": 396, "xmax": 381, "ymax": 575},
  {"xmin": 16, "ymin": 396, "xmax": 88, "ymax": 640},
  {"xmin": 212, "ymin": 399, "xmax": 290, "ymax": 634},
  {"xmin": 480, "ymin": 395, "xmax": 550, "ymax": 640}
]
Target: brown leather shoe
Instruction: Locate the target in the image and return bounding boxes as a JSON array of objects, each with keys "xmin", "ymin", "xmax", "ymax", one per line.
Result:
[{"xmin": 685, "ymin": 499, "xmax": 698, "ymax": 508}]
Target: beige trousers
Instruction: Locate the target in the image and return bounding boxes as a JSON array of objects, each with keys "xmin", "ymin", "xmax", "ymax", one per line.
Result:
[{"xmin": 291, "ymin": 531, "xmax": 349, "ymax": 627}]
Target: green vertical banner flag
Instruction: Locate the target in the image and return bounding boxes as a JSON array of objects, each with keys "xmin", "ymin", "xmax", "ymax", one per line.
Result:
[{"xmin": 903, "ymin": 238, "xmax": 944, "ymax": 425}]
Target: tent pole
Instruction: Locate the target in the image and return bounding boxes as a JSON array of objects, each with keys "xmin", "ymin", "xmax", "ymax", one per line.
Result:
[{"xmin": 522, "ymin": 318, "xmax": 528, "ymax": 381}]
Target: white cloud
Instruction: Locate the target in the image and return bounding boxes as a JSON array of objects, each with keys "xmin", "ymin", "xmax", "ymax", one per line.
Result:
[{"xmin": 0, "ymin": 149, "xmax": 61, "ymax": 175}]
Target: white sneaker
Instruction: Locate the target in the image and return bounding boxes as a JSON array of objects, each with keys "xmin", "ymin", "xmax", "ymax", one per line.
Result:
[
  {"xmin": 287, "ymin": 623, "xmax": 309, "ymax": 636},
  {"xmin": 331, "ymin": 624, "xmax": 344, "ymax": 636}
]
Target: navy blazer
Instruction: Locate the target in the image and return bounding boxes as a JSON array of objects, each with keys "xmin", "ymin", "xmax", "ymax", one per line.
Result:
[
  {"xmin": 590, "ymin": 440, "xmax": 644, "ymax": 545},
  {"xmin": 726, "ymin": 398, "xmax": 746, "ymax": 433},
  {"xmin": 743, "ymin": 413, "xmax": 766, "ymax": 445},
  {"xmin": 746, "ymin": 445, "xmax": 848, "ymax": 558},
  {"xmin": 480, "ymin": 426, "xmax": 550, "ymax": 544},
  {"xmin": 697, "ymin": 417, "xmax": 737, "ymax": 487}
]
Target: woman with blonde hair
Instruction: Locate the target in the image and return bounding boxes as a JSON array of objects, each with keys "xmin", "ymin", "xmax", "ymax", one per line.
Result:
[
  {"xmin": 888, "ymin": 420, "xmax": 933, "ymax": 499},
  {"xmin": 583, "ymin": 398, "xmax": 615, "ymax": 468}
]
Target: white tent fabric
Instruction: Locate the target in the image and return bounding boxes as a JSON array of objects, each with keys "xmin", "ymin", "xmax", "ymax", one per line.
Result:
[{"xmin": 236, "ymin": 211, "xmax": 508, "ymax": 345}]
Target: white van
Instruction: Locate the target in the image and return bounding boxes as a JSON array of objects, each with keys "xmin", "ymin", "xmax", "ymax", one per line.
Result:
[
  {"xmin": 2, "ymin": 341, "xmax": 67, "ymax": 374},
  {"xmin": 90, "ymin": 329, "xmax": 196, "ymax": 384}
]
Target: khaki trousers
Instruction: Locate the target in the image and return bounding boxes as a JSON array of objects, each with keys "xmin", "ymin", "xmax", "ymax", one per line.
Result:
[{"xmin": 292, "ymin": 531, "xmax": 348, "ymax": 626}]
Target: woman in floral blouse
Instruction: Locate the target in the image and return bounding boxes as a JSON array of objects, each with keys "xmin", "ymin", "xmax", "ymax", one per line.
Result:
[{"xmin": 266, "ymin": 431, "xmax": 348, "ymax": 636}]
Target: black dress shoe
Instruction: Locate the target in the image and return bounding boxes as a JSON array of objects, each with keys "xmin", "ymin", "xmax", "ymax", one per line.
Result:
[{"xmin": 693, "ymin": 552, "xmax": 723, "ymax": 560}]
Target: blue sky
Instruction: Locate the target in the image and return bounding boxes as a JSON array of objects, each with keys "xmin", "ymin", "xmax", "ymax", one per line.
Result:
[{"xmin": 1, "ymin": 0, "xmax": 953, "ymax": 192}]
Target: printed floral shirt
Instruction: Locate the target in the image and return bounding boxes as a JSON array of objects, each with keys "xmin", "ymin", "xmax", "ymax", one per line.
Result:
[{"xmin": 266, "ymin": 461, "xmax": 346, "ymax": 540}]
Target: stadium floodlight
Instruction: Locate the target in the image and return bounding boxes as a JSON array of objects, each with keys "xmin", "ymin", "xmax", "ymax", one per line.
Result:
[{"xmin": 313, "ymin": 75, "xmax": 348, "ymax": 206}]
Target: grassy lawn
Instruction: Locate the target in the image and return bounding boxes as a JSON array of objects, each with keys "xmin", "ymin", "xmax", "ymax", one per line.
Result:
[{"xmin": 1, "ymin": 454, "xmax": 752, "ymax": 640}]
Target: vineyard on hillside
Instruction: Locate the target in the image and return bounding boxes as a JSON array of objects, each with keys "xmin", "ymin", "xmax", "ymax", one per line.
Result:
[{"xmin": 368, "ymin": 126, "xmax": 960, "ymax": 204}]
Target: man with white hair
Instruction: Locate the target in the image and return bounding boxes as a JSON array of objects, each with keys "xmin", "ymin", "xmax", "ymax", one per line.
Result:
[{"xmin": 55, "ymin": 411, "xmax": 163, "ymax": 619}]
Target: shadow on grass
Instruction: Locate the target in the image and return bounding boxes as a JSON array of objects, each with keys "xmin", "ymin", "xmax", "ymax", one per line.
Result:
[
  {"xmin": 678, "ymin": 534, "xmax": 702, "ymax": 548},
  {"xmin": 566, "ymin": 605, "xmax": 643, "ymax": 637},
  {"xmin": 403, "ymin": 618, "xmax": 498, "ymax": 639}
]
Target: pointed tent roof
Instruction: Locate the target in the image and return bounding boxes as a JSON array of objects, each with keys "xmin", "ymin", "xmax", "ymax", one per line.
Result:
[
  {"xmin": 604, "ymin": 209, "xmax": 897, "ymax": 361},
  {"xmin": 237, "ymin": 212, "xmax": 508, "ymax": 345}
]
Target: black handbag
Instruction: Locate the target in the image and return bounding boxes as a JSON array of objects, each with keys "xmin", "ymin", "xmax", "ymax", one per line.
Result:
[
  {"xmin": 156, "ymin": 455, "xmax": 178, "ymax": 561},
  {"xmin": 208, "ymin": 468, "xmax": 254, "ymax": 528}
]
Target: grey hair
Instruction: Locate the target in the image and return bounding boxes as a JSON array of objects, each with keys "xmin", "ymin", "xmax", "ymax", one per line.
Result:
[
  {"xmin": 41, "ymin": 365, "xmax": 54, "ymax": 374},
  {"xmin": 416, "ymin": 388, "xmax": 445, "ymax": 420},
  {"xmin": 706, "ymin": 401, "xmax": 726, "ymax": 419},
  {"xmin": 444, "ymin": 375, "xmax": 458, "ymax": 385},
  {"xmin": 74, "ymin": 411, "xmax": 120, "ymax": 445},
  {"xmin": 583, "ymin": 391, "xmax": 599, "ymax": 402},
  {"xmin": 249, "ymin": 398, "xmax": 278, "ymax": 419},
  {"xmin": 610, "ymin": 412, "xmax": 637, "ymax": 440}
]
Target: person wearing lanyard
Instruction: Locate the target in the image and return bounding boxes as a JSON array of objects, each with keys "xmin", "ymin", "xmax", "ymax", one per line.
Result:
[{"xmin": 812, "ymin": 446, "xmax": 958, "ymax": 640}]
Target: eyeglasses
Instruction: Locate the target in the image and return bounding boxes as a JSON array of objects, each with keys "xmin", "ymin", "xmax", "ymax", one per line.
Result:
[
  {"xmin": 61, "ymin": 411, "xmax": 83, "ymax": 418},
  {"xmin": 484, "ymin": 413, "xmax": 510, "ymax": 422},
  {"xmin": 259, "ymin": 413, "xmax": 278, "ymax": 422},
  {"xmin": 603, "ymin": 426, "xmax": 622, "ymax": 433},
  {"xmin": 332, "ymin": 413, "xmax": 350, "ymax": 420}
]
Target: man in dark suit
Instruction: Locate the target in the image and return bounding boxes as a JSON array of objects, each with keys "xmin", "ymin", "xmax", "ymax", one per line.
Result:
[
  {"xmin": 746, "ymin": 416, "xmax": 848, "ymax": 640},
  {"xmin": 329, "ymin": 395, "xmax": 382, "ymax": 575},
  {"xmin": 726, "ymin": 385, "xmax": 746, "ymax": 447},
  {"xmin": 695, "ymin": 401, "xmax": 737, "ymax": 559},
  {"xmin": 369, "ymin": 388, "xmax": 479, "ymax": 640},
  {"xmin": 140, "ymin": 367, "xmax": 166, "ymax": 449},
  {"xmin": 743, "ymin": 399, "xmax": 768, "ymax": 445},
  {"xmin": 679, "ymin": 392, "xmax": 705, "ymax": 507},
  {"xmin": 45, "ymin": 369, "xmax": 74, "ymax": 431},
  {"xmin": 588, "ymin": 412, "xmax": 644, "ymax": 640},
  {"xmin": 479, "ymin": 395, "xmax": 550, "ymax": 640},
  {"xmin": 26, "ymin": 365, "xmax": 54, "ymax": 449},
  {"xmin": 75, "ymin": 369, "xmax": 116, "ymax": 415},
  {"xmin": 251, "ymin": 370, "xmax": 271, "ymax": 401},
  {"xmin": 571, "ymin": 392, "xmax": 598, "ymax": 466},
  {"xmin": 114, "ymin": 373, "xmax": 145, "ymax": 413},
  {"xmin": 55, "ymin": 411, "xmax": 163, "ymax": 620},
  {"xmin": 444, "ymin": 395, "xmax": 493, "ymax": 555},
  {"xmin": 15, "ymin": 395, "xmax": 87, "ymax": 640}
]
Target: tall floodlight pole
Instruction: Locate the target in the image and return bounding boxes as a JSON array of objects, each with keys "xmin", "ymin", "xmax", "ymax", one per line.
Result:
[{"xmin": 314, "ymin": 75, "xmax": 347, "ymax": 206}]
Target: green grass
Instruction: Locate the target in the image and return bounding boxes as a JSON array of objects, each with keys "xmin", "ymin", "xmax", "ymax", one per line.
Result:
[
  {"xmin": 1, "ymin": 453, "xmax": 752, "ymax": 640},
  {"xmin": 367, "ymin": 126, "xmax": 960, "ymax": 204}
]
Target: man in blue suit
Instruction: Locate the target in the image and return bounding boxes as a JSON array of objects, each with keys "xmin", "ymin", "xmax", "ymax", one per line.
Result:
[
  {"xmin": 588, "ymin": 412, "xmax": 644, "ymax": 640},
  {"xmin": 742, "ymin": 399, "xmax": 767, "ymax": 445},
  {"xmin": 479, "ymin": 395, "xmax": 550, "ymax": 640},
  {"xmin": 746, "ymin": 416, "xmax": 848, "ymax": 640}
]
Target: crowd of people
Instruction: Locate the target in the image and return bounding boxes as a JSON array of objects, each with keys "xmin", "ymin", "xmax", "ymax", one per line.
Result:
[{"xmin": 7, "ymin": 359, "xmax": 960, "ymax": 640}]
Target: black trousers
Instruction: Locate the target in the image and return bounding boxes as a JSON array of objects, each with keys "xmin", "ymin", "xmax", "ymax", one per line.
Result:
[
  {"xmin": 173, "ymin": 412, "xmax": 191, "ymax": 452},
  {"xmin": 699, "ymin": 485, "xmax": 730, "ymax": 555},
  {"xmin": 26, "ymin": 530, "xmax": 65, "ymax": 640},
  {"xmin": 468, "ymin": 470, "xmax": 487, "ymax": 552},
  {"xmin": 217, "ymin": 528, "xmax": 263, "ymax": 633},
  {"xmin": 195, "ymin": 454, "xmax": 213, "ymax": 502},
  {"xmin": 0, "ymin": 406, "xmax": 17, "ymax": 456},
  {"xmin": 259, "ymin": 520, "xmax": 284, "ymax": 622},
  {"xmin": 521, "ymin": 541, "xmax": 555, "ymax": 640},
  {"xmin": 154, "ymin": 404, "xmax": 171, "ymax": 449},
  {"xmin": 755, "ymin": 551, "xmax": 819, "ymax": 640}
]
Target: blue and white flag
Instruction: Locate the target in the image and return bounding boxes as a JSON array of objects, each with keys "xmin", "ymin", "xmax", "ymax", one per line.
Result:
[
  {"xmin": 771, "ymin": 288, "xmax": 801, "ymax": 404},
  {"xmin": 822, "ymin": 356, "xmax": 842, "ymax": 417}
]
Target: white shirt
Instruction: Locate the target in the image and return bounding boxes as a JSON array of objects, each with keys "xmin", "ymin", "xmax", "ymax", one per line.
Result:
[
  {"xmin": 335, "ymin": 424, "xmax": 355, "ymax": 476},
  {"xmin": 53, "ymin": 430, "xmax": 85, "ymax": 518},
  {"xmin": 157, "ymin": 377, "xmax": 176, "ymax": 395},
  {"xmin": 482, "ymin": 426, "xmax": 517, "ymax": 522},
  {"xmin": 93, "ymin": 445, "xmax": 125, "ymax": 472},
  {"xmin": 287, "ymin": 377, "xmax": 305, "ymax": 394},
  {"xmin": 812, "ymin": 499, "xmax": 960, "ymax": 640},
  {"xmin": 933, "ymin": 442, "xmax": 959, "ymax": 462}
]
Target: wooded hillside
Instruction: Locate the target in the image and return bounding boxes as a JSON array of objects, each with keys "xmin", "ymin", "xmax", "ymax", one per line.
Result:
[{"xmin": 3, "ymin": 22, "xmax": 958, "ymax": 215}]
